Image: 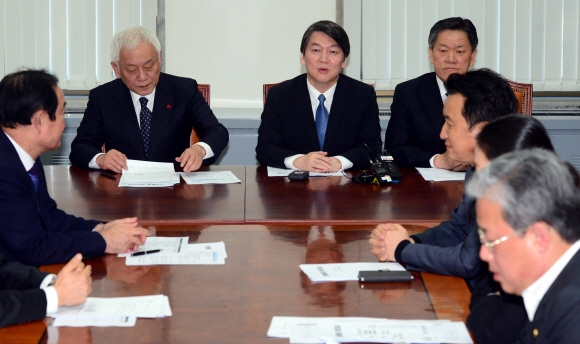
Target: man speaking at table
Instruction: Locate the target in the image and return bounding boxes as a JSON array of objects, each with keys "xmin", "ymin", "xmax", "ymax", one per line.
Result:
[
  {"xmin": 0, "ymin": 70, "xmax": 149, "ymax": 266},
  {"xmin": 256, "ymin": 20, "xmax": 381, "ymax": 172},
  {"xmin": 70, "ymin": 26, "xmax": 228, "ymax": 173}
]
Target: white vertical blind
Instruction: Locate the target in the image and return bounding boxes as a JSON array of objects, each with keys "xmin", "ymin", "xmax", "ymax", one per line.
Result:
[
  {"xmin": 0, "ymin": 0, "xmax": 157, "ymax": 90},
  {"xmin": 344, "ymin": 0, "xmax": 580, "ymax": 91}
]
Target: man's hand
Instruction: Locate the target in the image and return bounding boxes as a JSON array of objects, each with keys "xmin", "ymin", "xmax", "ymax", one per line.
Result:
[
  {"xmin": 294, "ymin": 152, "xmax": 342, "ymax": 173},
  {"xmin": 369, "ymin": 223, "xmax": 412, "ymax": 261},
  {"xmin": 96, "ymin": 149, "xmax": 127, "ymax": 173},
  {"xmin": 175, "ymin": 145, "xmax": 205, "ymax": 173},
  {"xmin": 433, "ymin": 151, "xmax": 469, "ymax": 171},
  {"xmin": 95, "ymin": 217, "xmax": 149, "ymax": 253},
  {"xmin": 54, "ymin": 253, "xmax": 92, "ymax": 307}
]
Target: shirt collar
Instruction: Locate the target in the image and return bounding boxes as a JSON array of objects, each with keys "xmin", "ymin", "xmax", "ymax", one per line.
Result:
[
  {"xmin": 4, "ymin": 132, "xmax": 35, "ymax": 171},
  {"xmin": 306, "ymin": 78, "xmax": 338, "ymax": 117},
  {"xmin": 436, "ymin": 75, "xmax": 447, "ymax": 103},
  {"xmin": 130, "ymin": 88, "xmax": 157, "ymax": 112},
  {"xmin": 522, "ymin": 239, "xmax": 580, "ymax": 321}
]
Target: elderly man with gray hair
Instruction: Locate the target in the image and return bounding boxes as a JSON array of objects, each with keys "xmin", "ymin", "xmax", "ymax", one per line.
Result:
[
  {"xmin": 70, "ymin": 26, "xmax": 228, "ymax": 173},
  {"xmin": 466, "ymin": 148, "xmax": 580, "ymax": 343}
]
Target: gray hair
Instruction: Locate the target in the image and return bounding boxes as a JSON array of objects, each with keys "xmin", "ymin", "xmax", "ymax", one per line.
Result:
[
  {"xmin": 466, "ymin": 149, "xmax": 580, "ymax": 243},
  {"xmin": 110, "ymin": 26, "xmax": 161, "ymax": 64}
]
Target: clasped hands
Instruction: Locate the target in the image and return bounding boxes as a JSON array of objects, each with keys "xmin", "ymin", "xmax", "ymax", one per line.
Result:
[
  {"xmin": 369, "ymin": 223, "xmax": 413, "ymax": 262},
  {"xmin": 97, "ymin": 145, "xmax": 206, "ymax": 173},
  {"xmin": 433, "ymin": 151, "xmax": 469, "ymax": 172},
  {"xmin": 293, "ymin": 151, "xmax": 342, "ymax": 173}
]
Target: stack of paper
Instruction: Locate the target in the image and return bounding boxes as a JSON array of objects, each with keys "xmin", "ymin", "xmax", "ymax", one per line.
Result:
[
  {"xmin": 267, "ymin": 316, "xmax": 473, "ymax": 344},
  {"xmin": 416, "ymin": 167, "xmax": 466, "ymax": 182},
  {"xmin": 49, "ymin": 295, "xmax": 172, "ymax": 327},
  {"xmin": 119, "ymin": 160, "xmax": 180, "ymax": 187},
  {"xmin": 125, "ymin": 241, "xmax": 228, "ymax": 266},
  {"xmin": 178, "ymin": 171, "xmax": 242, "ymax": 184},
  {"xmin": 299, "ymin": 262, "xmax": 405, "ymax": 282}
]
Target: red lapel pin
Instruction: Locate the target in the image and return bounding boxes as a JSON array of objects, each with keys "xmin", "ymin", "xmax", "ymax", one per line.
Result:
[{"xmin": 167, "ymin": 104, "xmax": 172, "ymax": 109}]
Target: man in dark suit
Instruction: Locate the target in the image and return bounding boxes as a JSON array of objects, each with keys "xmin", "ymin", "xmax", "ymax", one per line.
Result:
[
  {"xmin": 466, "ymin": 149, "xmax": 580, "ymax": 342},
  {"xmin": 369, "ymin": 69, "xmax": 518, "ymax": 289},
  {"xmin": 0, "ymin": 253, "xmax": 91, "ymax": 328},
  {"xmin": 0, "ymin": 70, "xmax": 149, "ymax": 266},
  {"xmin": 256, "ymin": 20, "xmax": 381, "ymax": 172},
  {"xmin": 385, "ymin": 17, "xmax": 478, "ymax": 168},
  {"xmin": 70, "ymin": 26, "xmax": 228, "ymax": 173}
]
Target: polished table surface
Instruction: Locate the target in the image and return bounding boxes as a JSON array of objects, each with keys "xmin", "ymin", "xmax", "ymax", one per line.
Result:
[
  {"xmin": 246, "ymin": 166, "xmax": 464, "ymax": 226},
  {"xmin": 1, "ymin": 225, "xmax": 470, "ymax": 344},
  {"xmin": 45, "ymin": 165, "xmax": 246, "ymax": 225}
]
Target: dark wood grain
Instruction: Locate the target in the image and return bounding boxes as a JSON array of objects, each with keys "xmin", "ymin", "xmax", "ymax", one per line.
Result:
[
  {"xmin": 44, "ymin": 165, "xmax": 246, "ymax": 225},
  {"xmin": 245, "ymin": 166, "xmax": 465, "ymax": 226},
  {"xmin": 4, "ymin": 225, "xmax": 469, "ymax": 344}
]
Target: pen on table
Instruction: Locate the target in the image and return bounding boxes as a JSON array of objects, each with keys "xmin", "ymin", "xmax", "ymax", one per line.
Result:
[
  {"xmin": 131, "ymin": 249, "xmax": 162, "ymax": 257},
  {"xmin": 100, "ymin": 171, "xmax": 117, "ymax": 180}
]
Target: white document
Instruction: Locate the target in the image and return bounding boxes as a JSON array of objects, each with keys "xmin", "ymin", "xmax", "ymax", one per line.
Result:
[
  {"xmin": 268, "ymin": 317, "xmax": 472, "ymax": 344},
  {"xmin": 50, "ymin": 295, "xmax": 172, "ymax": 319},
  {"xmin": 416, "ymin": 167, "xmax": 466, "ymax": 182},
  {"xmin": 299, "ymin": 262, "xmax": 405, "ymax": 282},
  {"xmin": 119, "ymin": 160, "xmax": 179, "ymax": 187},
  {"xmin": 125, "ymin": 241, "xmax": 227, "ymax": 266},
  {"xmin": 267, "ymin": 166, "xmax": 343, "ymax": 177},
  {"xmin": 52, "ymin": 316, "xmax": 137, "ymax": 327},
  {"xmin": 118, "ymin": 236, "xmax": 189, "ymax": 257},
  {"xmin": 178, "ymin": 171, "xmax": 241, "ymax": 184}
]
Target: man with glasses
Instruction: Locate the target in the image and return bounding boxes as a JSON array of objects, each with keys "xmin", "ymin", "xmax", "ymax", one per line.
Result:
[{"xmin": 466, "ymin": 149, "xmax": 580, "ymax": 342}]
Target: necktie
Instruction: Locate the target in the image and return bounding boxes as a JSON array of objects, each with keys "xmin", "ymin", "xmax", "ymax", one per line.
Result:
[
  {"xmin": 315, "ymin": 94, "xmax": 329, "ymax": 150},
  {"xmin": 28, "ymin": 161, "xmax": 40, "ymax": 192},
  {"xmin": 139, "ymin": 97, "xmax": 153, "ymax": 157}
]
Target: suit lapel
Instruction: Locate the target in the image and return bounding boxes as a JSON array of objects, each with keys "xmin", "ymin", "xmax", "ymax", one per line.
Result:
[
  {"xmin": 324, "ymin": 75, "xmax": 349, "ymax": 151},
  {"xmin": 113, "ymin": 81, "xmax": 145, "ymax": 158},
  {"xmin": 149, "ymin": 74, "xmax": 174, "ymax": 160},
  {"xmin": 420, "ymin": 73, "xmax": 445, "ymax": 125},
  {"xmin": 294, "ymin": 76, "xmax": 320, "ymax": 150}
]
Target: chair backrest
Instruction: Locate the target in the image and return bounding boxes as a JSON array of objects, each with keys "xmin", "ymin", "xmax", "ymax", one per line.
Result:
[
  {"xmin": 191, "ymin": 84, "xmax": 211, "ymax": 145},
  {"xmin": 263, "ymin": 83, "xmax": 279, "ymax": 106},
  {"xmin": 507, "ymin": 80, "xmax": 532, "ymax": 116}
]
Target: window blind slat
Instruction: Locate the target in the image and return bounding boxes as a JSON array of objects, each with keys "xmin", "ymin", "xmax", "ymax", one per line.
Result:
[
  {"xmin": 50, "ymin": 0, "xmax": 67, "ymax": 88},
  {"xmin": 21, "ymin": 0, "xmax": 36, "ymax": 69},
  {"xmin": 34, "ymin": 0, "xmax": 50, "ymax": 70},
  {"xmin": 4, "ymin": 1, "xmax": 22, "ymax": 74},
  {"xmin": 0, "ymin": 0, "xmax": 6, "ymax": 77},
  {"xmin": 562, "ymin": 0, "xmax": 579, "ymax": 90},
  {"xmin": 97, "ymin": 0, "xmax": 115, "ymax": 83}
]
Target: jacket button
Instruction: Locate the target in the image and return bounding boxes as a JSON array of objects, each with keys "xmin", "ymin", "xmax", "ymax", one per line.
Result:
[{"xmin": 533, "ymin": 329, "xmax": 539, "ymax": 338}]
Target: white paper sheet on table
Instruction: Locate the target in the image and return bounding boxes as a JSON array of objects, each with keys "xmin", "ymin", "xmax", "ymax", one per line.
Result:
[
  {"xmin": 117, "ymin": 236, "xmax": 189, "ymax": 257},
  {"xmin": 299, "ymin": 262, "xmax": 405, "ymax": 282},
  {"xmin": 125, "ymin": 241, "xmax": 227, "ymax": 266},
  {"xmin": 267, "ymin": 166, "xmax": 343, "ymax": 177},
  {"xmin": 416, "ymin": 167, "xmax": 466, "ymax": 181},
  {"xmin": 49, "ymin": 294, "xmax": 172, "ymax": 319},
  {"xmin": 268, "ymin": 316, "xmax": 473, "ymax": 344},
  {"xmin": 52, "ymin": 316, "xmax": 137, "ymax": 327},
  {"xmin": 178, "ymin": 171, "xmax": 241, "ymax": 184},
  {"xmin": 119, "ymin": 160, "xmax": 179, "ymax": 187}
]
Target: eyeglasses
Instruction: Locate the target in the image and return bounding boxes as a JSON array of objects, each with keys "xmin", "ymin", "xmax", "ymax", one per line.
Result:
[{"xmin": 477, "ymin": 228, "xmax": 517, "ymax": 251}]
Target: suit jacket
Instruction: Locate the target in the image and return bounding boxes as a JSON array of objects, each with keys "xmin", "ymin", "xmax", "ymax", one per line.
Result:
[
  {"xmin": 385, "ymin": 72, "xmax": 446, "ymax": 167},
  {"xmin": 0, "ymin": 255, "xmax": 47, "ymax": 328},
  {"xmin": 0, "ymin": 132, "xmax": 104, "ymax": 266},
  {"xmin": 70, "ymin": 73, "xmax": 229, "ymax": 168},
  {"xmin": 398, "ymin": 168, "xmax": 486, "ymax": 288},
  {"xmin": 517, "ymin": 249, "xmax": 580, "ymax": 343},
  {"xmin": 256, "ymin": 73, "xmax": 382, "ymax": 169}
]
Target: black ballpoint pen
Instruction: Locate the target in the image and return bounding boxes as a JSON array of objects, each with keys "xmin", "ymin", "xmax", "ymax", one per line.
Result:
[
  {"xmin": 100, "ymin": 171, "xmax": 117, "ymax": 180},
  {"xmin": 131, "ymin": 249, "xmax": 162, "ymax": 257}
]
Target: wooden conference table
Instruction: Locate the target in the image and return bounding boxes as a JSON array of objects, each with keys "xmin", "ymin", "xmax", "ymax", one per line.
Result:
[{"xmin": 0, "ymin": 165, "xmax": 470, "ymax": 343}]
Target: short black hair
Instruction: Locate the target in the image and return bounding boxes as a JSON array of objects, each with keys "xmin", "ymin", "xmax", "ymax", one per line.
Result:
[
  {"xmin": 477, "ymin": 115, "xmax": 554, "ymax": 161},
  {"xmin": 446, "ymin": 68, "xmax": 518, "ymax": 128},
  {"xmin": 428, "ymin": 17, "xmax": 478, "ymax": 52},
  {"xmin": 300, "ymin": 20, "xmax": 350, "ymax": 58},
  {"xmin": 0, "ymin": 69, "xmax": 59, "ymax": 129}
]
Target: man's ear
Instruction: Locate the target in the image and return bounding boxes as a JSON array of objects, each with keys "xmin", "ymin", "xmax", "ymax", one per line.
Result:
[
  {"xmin": 526, "ymin": 222, "xmax": 552, "ymax": 254},
  {"xmin": 111, "ymin": 61, "xmax": 121, "ymax": 78},
  {"xmin": 469, "ymin": 121, "xmax": 487, "ymax": 138},
  {"xmin": 31, "ymin": 110, "xmax": 45, "ymax": 133}
]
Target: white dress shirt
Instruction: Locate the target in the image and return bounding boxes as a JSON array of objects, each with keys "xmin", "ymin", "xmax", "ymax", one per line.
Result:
[
  {"xmin": 284, "ymin": 79, "xmax": 352, "ymax": 170},
  {"xmin": 428, "ymin": 76, "xmax": 448, "ymax": 168}
]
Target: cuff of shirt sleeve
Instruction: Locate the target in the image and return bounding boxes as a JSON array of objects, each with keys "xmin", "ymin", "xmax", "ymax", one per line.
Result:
[
  {"xmin": 285, "ymin": 154, "xmax": 304, "ymax": 169},
  {"xmin": 88, "ymin": 153, "xmax": 105, "ymax": 169},
  {"xmin": 194, "ymin": 142, "xmax": 214, "ymax": 159},
  {"xmin": 333, "ymin": 156, "xmax": 352, "ymax": 171},
  {"xmin": 40, "ymin": 274, "xmax": 59, "ymax": 314},
  {"xmin": 409, "ymin": 235, "xmax": 422, "ymax": 244},
  {"xmin": 394, "ymin": 239, "xmax": 412, "ymax": 263},
  {"xmin": 429, "ymin": 155, "xmax": 437, "ymax": 168}
]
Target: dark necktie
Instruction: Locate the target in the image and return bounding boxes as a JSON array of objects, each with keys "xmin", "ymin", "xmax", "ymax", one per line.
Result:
[
  {"xmin": 139, "ymin": 97, "xmax": 153, "ymax": 157},
  {"xmin": 315, "ymin": 94, "xmax": 329, "ymax": 150},
  {"xmin": 28, "ymin": 161, "xmax": 40, "ymax": 192}
]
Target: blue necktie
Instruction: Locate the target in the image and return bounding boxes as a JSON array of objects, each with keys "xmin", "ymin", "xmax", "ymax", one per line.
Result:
[
  {"xmin": 139, "ymin": 97, "xmax": 153, "ymax": 157},
  {"xmin": 315, "ymin": 94, "xmax": 329, "ymax": 150},
  {"xmin": 28, "ymin": 161, "xmax": 40, "ymax": 192}
]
